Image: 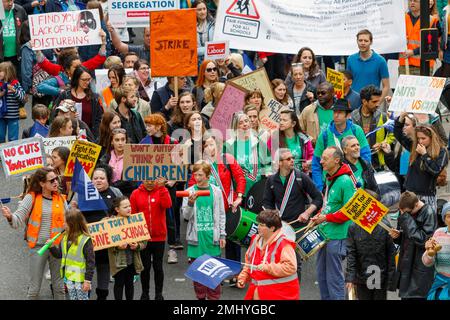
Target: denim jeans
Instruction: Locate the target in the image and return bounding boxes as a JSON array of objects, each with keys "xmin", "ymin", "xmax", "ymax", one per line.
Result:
[
  {"xmin": 0, "ymin": 118, "xmax": 19, "ymax": 143},
  {"xmin": 316, "ymin": 239, "xmax": 346, "ymax": 300}
]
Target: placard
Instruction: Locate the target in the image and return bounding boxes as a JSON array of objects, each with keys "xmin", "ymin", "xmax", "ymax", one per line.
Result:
[
  {"xmin": 388, "ymin": 75, "xmax": 446, "ymax": 114},
  {"xmin": 150, "ymin": 9, "xmax": 198, "ymax": 76},
  {"xmin": 123, "ymin": 144, "xmax": 189, "ymax": 181},
  {"xmin": 87, "ymin": 212, "xmax": 151, "ymax": 251},
  {"xmin": 209, "ymin": 82, "xmax": 248, "ymax": 140},
  {"xmin": 0, "ymin": 137, "xmax": 45, "ymax": 177},
  {"xmin": 326, "ymin": 68, "xmax": 345, "ymax": 99},
  {"xmin": 64, "ymin": 140, "xmax": 102, "ymax": 177},
  {"xmin": 229, "ymin": 67, "xmax": 274, "ymax": 106},
  {"xmin": 29, "ymin": 9, "xmax": 102, "ymax": 50},
  {"xmin": 108, "ymin": 0, "xmax": 180, "ymax": 28},
  {"xmin": 214, "ymin": 0, "xmax": 406, "ymax": 55},
  {"xmin": 204, "ymin": 40, "xmax": 230, "ymax": 61},
  {"xmin": 340, "ymin": 189, "xmax": 389, "ymax": 234},
  {"xmin": 259, "ymin": 99, "xmax": 284, "ymax": 132},
  {"xmin": 43, "ymin": 136, "xmax": 77, "ymax": 156}
]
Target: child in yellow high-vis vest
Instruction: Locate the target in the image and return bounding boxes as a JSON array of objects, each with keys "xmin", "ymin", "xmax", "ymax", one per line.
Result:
[{"xmin": 49, "ymin": 208, "xmax": 95, "ymax": 300}]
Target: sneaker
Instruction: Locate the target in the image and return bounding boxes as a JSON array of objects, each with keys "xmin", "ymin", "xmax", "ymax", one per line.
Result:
[
  {"xmin": 155, "ymin": 294, "xmax": 164, "ymax": 301},
  {"xmin": 45, "ymin": 270, "xmax": 51, "ymax": 280},
  {"xmin": 167, "ymin": 249, "xmax": 178, "ymax": 264},
  {"xmin": 173, "ymin": 242, "xmax": 184, "ymax": 250}
]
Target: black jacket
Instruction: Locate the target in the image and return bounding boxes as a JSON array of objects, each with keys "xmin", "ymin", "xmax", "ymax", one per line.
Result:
[
  {"xmin": 344, "ymin": 158, "xmax": 380, "ymax": 195},
  {"xmin": 287, "ymin": 80, "xmax": 317, "ymax": 115},
  {"xmin": 345, "ymin": 220, "xmax": 396, "ymax": 288},
  {"xmin": 391, "ymin": 204, "xmax": 437, "ymax": 298},
  {"xmin": 262, "ymin": 168, "xmax": 323, "ymax": 227},
  {"xmin": 115, "ymin": 107, "xmax": 146, "ymax": 144}
]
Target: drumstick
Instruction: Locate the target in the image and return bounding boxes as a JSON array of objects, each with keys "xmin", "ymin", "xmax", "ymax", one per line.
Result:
[{"xmin": 295, "ymin": 225, "xmax": 309, "ymax": 234}]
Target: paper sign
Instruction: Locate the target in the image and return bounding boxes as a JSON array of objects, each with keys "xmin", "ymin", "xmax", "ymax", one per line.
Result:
[
  {"xmin": 340, "ymin": 189, "xmax": 389, "ymax": 234},
  {"xmin": 326, "ymin": 68, "xmax": 345, "ymax": 99},
  {"xmin": 150, "ymin": 9, "xmax": 198, "ymax": 77},
  {"xmin": 387, "ymin": 59, "xmax": 399, "ymax": 89},
  {"xmin": 214, "ymin": 0, "xmax": 406, "ymax": 55},
  {"xmin": 259, "ymin": 99, "xmax": 284, "ymax": 132},
  {"xmin": 209, "ymin": 83, "xmax": 248, "ymax": 140},
  {"xmin": 0, "ymin": 1, "xmax": 5, "ymax": 20},
  {"xmin": 388, "ymin": 75, "xmax": 446, "ymax": 114},
  {"xmin": 0, "ymin": 137, "xmax": 45, "ymax": 177},
  {"xmin": 94, "ymin": 68, "xmax": 134, "ymax": 95},
  {"xmin": 43, "ymin": 136, "xmax": 77, "ymax": 156},
  {"xmin": 29, "ymin": 9, "xmax": 102, "ymax": 50},
  {"xmin": 229, "ymin": 67, "xmax": 274, "ymax": 106},
  {"xmin": 204, "ymin": 40, "xmax": 230, "ymax": 61},
  {"xmin": 108, "ymin": 0, "xmax": 180, "ymax": 28},
  {"xmin": 87, "ymin": 212, "xmax": 151, "ymax": 251},
  {"xmin": 123, "ymin": 144, "xmax": 189, "ymax": 181},
  {"xmin": 64, "ymin": 140, "xmax": 102, "ymax": 177}
]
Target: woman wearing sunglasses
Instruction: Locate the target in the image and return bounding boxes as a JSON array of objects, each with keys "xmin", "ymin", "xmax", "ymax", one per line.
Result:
[
  {"xmin": 393, "ymin": 112, "xmax": 449, "ymax": 213},
  {"xmin": 192, "ymin": 60, "xmax": 218, "ymax": 110},
  {"xmin": 2, "ymin": 167, "xmax": 68, "ymax": 300}
]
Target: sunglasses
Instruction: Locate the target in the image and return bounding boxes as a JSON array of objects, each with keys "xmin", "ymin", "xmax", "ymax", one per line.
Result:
[
  {"xmin": 47, "ymin": 177, "xmax": 58, "ymax": 184},
  {"xmin": 281, "ymin": 156, "xmax": 294, "ymax": 161},
  {"xmin": 112, "ymin": 128, "xmax": 127, "ymax": 134},
  {"xmin": 206, "ymin": 67, "xmax": 217, "ymax": 73},
  {"xmin": 317, "ymin": 91, "xmax": 328, "ymax": 95}
]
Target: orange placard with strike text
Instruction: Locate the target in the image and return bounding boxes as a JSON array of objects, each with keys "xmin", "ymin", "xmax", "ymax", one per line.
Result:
[{"xmin": 150, "ymin": 9, "xmax": 198, "ymax": 77}]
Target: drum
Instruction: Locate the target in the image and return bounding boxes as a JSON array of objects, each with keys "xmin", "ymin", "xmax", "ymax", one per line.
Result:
[
  {"xmin": 245, "ymin": 177, "xmax": 267, "ymax": 214},
  {"xmin": 374, "ymin": 171, "xmax": 401, "ymax": 208},
  {"xmin": 297, "ymin": 227, "xmax": 328, "ymax": 261},
  {"xmin": 226, "ymin": 207, "xmax": 259, "ymax": 247}
]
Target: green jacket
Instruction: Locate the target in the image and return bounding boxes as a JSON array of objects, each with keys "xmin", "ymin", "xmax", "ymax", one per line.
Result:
[{"xmin": 108, "ymin": 241, "xmax": 147, "ymax": 276}]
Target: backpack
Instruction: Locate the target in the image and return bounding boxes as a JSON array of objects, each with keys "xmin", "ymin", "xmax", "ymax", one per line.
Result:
[{"xmin": 322, "ymin": 122, "xmax": 357, "ymax": 148}]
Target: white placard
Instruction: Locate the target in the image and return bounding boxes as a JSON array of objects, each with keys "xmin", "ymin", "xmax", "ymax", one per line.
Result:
[
  {"xmin": 74, "ymin": 103, "xmax": 83, "ymax": 121},
  {"xmin": 387, "ymin": 59, "xmax": 399, "ymax": 89},
  {"xmin": 214, "ymin": 0, "xmax": 407, "ymax": 55},
  {"xmin": 94, "ymin": 68, "xmax": 134, "ymax": 95},
  {"xmin": 388, "ymin": 75, "xmax": 446, "ymax": 114},
  {"xmin": 43, "ymin": 136, "xmax": 77, "ymax": 156},
  {"xmin": 29, "ymin": 10, "xmax": 102, "ymax": 50},
  {"xmin": 204, "ymin": 41, "xmax": 230, "ymax": 61}
]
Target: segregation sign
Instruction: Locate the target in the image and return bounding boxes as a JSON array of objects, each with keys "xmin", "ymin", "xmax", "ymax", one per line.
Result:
[
  {"xmin": 123, "ymin": 144, "xmax": 189, "ymax": 181},
  {"xmin": 29, "ymin": 10, "xmax": 101, "ymax": 50},
  {"xmin": 0, "ymin": 137, "xmax": 44, "ymax": 177},
  {"xmin": 87, "ymin": 212, "xmax": 151, "ymax": 251},
  {"xmin": 64, "ymin": 140, "xmax": 102, "ymax": 178}
]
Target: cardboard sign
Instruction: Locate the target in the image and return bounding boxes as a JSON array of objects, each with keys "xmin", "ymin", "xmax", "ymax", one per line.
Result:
[
  {"xmin": 29, "ymin": 10, "xmax": 102, "ymax": 50},
  {"xmin": 340, "ymin": 189, "xmax": 389, "ymax": 234},
  {"xmin": 209, "ymin": 82, "xmax": 248, "ymax": 140},
  {"xmin": 204, "ymin": 40, "xmax": 230, "ymax": 61},
  {"xmin": 87, "ymin": 212, "xmax": 151, "ymax": 251},
  {"xmin": 150, "ymin": 9, "xmax": 198, "ymax": 77},
  {"xmin": 326, "ymin": 68, "xmax": 345, "ymax": 99},
  {"xmin": 0, "ymin": 137, "xmax": 45, "ymax": 177},
  {"xmin": 229, "ymin": 67, "xmax": 274, "ymax": 106},
  {"xmin": 43, "ymin": 136, "xmax": 77, "ymax": 156},
  {"xmin": 64, "ymin": 140, "xmax": 102, "ymax": 177},
  {"xmin": 259, "ymin": 99, "xmax": 284, "ymax": 132},
  {"xmin": 123, "ymin": 144, "xmax": 189, "ymax": 181},
  {"xmin": 108, "ymin": 0, "xmax": 180, "ymax": 28},
  {"xmin": 388, "ymin": 75, "xmax": 446, "ymax": 114}
]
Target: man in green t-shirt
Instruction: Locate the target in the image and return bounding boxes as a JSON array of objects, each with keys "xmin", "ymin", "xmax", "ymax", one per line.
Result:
[{"xmin": 311, "ymin": 146, "xmax": 357, "ymax": 300}]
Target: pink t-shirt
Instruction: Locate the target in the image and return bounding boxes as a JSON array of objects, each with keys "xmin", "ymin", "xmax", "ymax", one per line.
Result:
[{"xmin": 109, "ymin": 150, "xmax": 124, "ymax": 183}]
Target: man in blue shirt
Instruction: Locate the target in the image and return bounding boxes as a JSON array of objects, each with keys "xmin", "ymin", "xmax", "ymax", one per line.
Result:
[{"xmin": 346, "ymin": 29, "xmax": 390, "ymax": 103}]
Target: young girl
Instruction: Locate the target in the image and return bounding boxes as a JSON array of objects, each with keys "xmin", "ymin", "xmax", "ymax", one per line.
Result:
[
  {"xmin": 108, "ymin": 196, "xmax": 146, "ymax": 300},
  {"xmin": 0, "ymin": 61, "xmax": 27, "ymax": 143},
  {"xmin": 49, "ymin": 208, "xmax": 95, "ymax": 300}
]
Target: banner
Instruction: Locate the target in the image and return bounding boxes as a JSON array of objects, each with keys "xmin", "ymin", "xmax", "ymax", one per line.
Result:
[
  {"xmin": 388, "ymin": 75, "xmax": 446, "ymax": 114},
  {"xmin": 87, "ymin": 212, "xmax": 151, "ymax": 251},
  {"xmin": 123, "ymin": 144, "xmax": 189, "ymax": 181},
  {"xmin": 204, "ymin": 40, "xmax": 230, "ymax": 61},
  {"xmin": 43, "ymin": 136, "xmax": 76, "ymax": 156},
  {"xmin": 214, "ymin": 0, "xmax": 406, "ymax": 55},
  {"xmin": 64, "ymin": 140, "xmax": 102, "ymax": 177},
  {"xmin": 29, "ymin": 9, "xmax": 102, "ymax": 50},
  {"xmin": 185, "ymin": 254, "xmax": 242, "ymax": 290},
  {"xmin": 229, "ymin": 67, "xmax": 274, "ymax": 106},
  {"xmin": 326, "ymin": 68, "xmax": 345, "ymax": 99},
  {"xmin": 340, "ymin": 189, "xmax": 389, "ymax": 234},
  {"xmin": 150, "ymin": 9, "xmax": 198, "ymax": 77},
  {"xmin": 108, "ymin": 0, "xmax": 180, "ymax": 28},
  {"xmin": 209, "ymin": 82, "xmax": 248, "ymax": 139},
  {"xmin": 0, "ymin": 137, "xmax": 44, "ymax": 177},
  {"xmin": 259, "ymin": 99, "xmax": 284, "ymax": 132}
]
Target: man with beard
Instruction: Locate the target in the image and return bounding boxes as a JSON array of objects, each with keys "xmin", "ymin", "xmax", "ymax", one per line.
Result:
[{"xmin": 114, "ymin": 87, "xmax": 146, "ymax": 144}]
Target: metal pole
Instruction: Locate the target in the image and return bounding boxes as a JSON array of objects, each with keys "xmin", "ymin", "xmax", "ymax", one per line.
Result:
[{"xmin": 420, "ymin": 0, "xmax": 430, "ymax": 76}]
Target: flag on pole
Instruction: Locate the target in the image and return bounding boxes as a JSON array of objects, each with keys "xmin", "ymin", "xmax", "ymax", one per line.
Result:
[
  {"xmin": 29, "ymin": 121, "xmax": 49, "ymax": 138},
  {"xmin": 242, "ymin": 53, "xmax": 256, "ymax": 74},
  {"xmin": 185, "ymin": 254, "xmax": 242, "ymax": 289},
  {"xmin": 72, "ymin": 158, "xmax": 108, "ymax": 211}
]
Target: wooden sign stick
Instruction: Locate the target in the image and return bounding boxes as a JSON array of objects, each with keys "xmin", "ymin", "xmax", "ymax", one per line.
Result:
[
  {"xmin": 174, "ymin": 77, "xmax": 179, "ymax": 100},
  {"xmin": 378, "ymin": 220, "xmax": 393, "ymax": 233}
]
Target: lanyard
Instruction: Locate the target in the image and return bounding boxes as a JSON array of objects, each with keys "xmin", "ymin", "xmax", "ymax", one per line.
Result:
[
  {"xmin": 208, "ymin": 159, "xmax": 232, "ymax": 206},
  {"xmin": 277, "ymin": 170, "xmax": 295, "ymax": 217}
]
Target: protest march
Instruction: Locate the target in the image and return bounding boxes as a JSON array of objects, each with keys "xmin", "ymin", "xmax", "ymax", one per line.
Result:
[{"xmin": 1, "ymin": 0, "xmax": 450, "ymax": 306}]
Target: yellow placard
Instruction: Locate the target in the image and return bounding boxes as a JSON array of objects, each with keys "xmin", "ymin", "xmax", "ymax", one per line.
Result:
[
  {"xmin": 64, "ymin": 140, "xmax": 102, "ymax": 177},
  {"xmin": 326, "ymin": 68, "xmax": 345, "ymax": 99}
]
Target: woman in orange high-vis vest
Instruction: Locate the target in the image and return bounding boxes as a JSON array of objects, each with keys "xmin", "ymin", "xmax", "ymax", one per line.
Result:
[
  {"xmin": 2, "ymin": 167, "xmax": 67, "ymax": 300},
  {"xmin": 237, "ymin": 210, "xmax": 300, "ymax": 300}
]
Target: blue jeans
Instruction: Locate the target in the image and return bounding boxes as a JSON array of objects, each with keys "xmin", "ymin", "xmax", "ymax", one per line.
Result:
[
  {"xmin": 0, "ymin": 118, "xmax": 19, "ymax": 143},
  {"xmin": 316, "ymin": 239, "xmax": 346, "ymax": 300}
]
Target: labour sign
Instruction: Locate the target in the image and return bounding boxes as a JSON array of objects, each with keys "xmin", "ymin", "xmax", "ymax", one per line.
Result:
[{"xmin": 204, "ymin": 40, "xmax": 230, "ymax": 60}]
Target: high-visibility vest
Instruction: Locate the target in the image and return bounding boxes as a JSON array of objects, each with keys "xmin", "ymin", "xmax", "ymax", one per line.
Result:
[
  {"xmin": 245, "ymin": 233, "xmax": 299, "ymax": 300},
  {"xmin": 26, "ymin": 192, "xmax": 66, "ymax": 249},
  {"xmin": 60, "ymin": 234, "xmax": 90, "ymax": 282},
  {"xmin": 399, "ymin": 13, "xmax": 439, "ymax": 67},
  {"xmin": 102, "ymin": 87, "xmax": 114, "ymax": 109}
]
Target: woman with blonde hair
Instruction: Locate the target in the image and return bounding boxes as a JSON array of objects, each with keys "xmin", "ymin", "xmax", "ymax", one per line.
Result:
[
  {"xmin": 217, "ymin": 53, "xmax": 243, "ymax": 81},
  {"xmin": 201, "ymin": 82, "xmax": 225, "ymax": 120}
]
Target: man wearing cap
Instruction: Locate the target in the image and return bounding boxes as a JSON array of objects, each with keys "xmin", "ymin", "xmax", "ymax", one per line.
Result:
[
  {"xmin": 312, "ymin": 98, "xmax": 371, "ymax": 192},
  {"xmin": 55, "ymin": 99, "xmax": 95, "ymax": 142}
]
